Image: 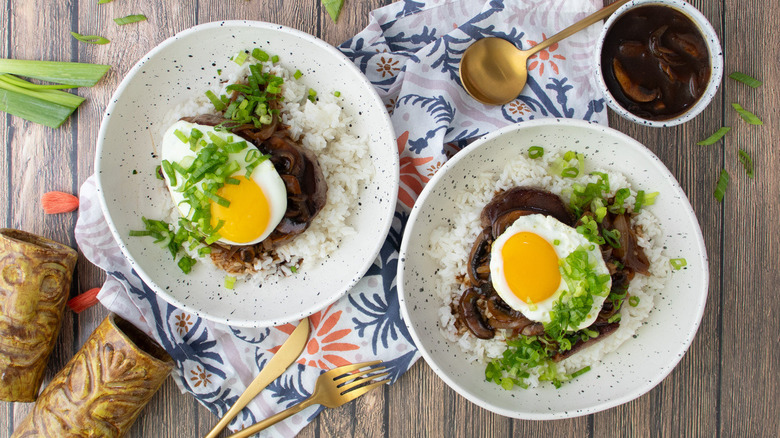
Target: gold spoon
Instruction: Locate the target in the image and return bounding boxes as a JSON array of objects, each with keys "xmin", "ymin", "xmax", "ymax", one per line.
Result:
[{"xmin": 459, "ymin": 0, "xmax": 631, "ymax": 105}]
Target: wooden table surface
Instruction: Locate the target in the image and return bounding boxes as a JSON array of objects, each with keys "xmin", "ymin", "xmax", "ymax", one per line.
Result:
[{"xmin": 2, "ymin": 0, "xmax": 778, "ymax": 436}]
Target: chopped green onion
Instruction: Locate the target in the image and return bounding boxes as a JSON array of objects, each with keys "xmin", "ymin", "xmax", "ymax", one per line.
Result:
[
  {"xmin": 570, "ymin": 366, "xmax": 591, "ymax": 379},
  {"xmin": 697, "ymin": 127, "xmax": 731, "ymax": 146},
  {"xmin": 628, "ymin": 296, "xmax": 640, "ymax": 307},
  {"xmin": 114, "ymin": 14, "xmax": 147, "ymax": 25},
  {"xmin": 670, "ymin": 258, "xmax": 687, "ymax": 270},
  {"xmin": 174, "ymin": 129, "xmax": 189, "ymax": 143},
  {"xmin": 198, "ymin": 247, "xmax": 212, "ymax": 257},
  {"xmin": 155, "ymin": 165, "xmax": 164, "ymax": 180},
  {"xmin": 607, "ymin": 313, "xmax": 622, "ymax": 323},
  {"xmin": 553, "ymin": 239, "xmax": 560, "ymax": 246},
  {"xmin": 233, "ymin": 51, "xmax": 249, "ymax": 65},
  {"xmin": 713, "ymin": 169, "xmax": 729, "ymax": 202},
  {"xmin": 333, "ymin": 91, "xmax": 341, "ymax": 97},
  {"xmin": 204, "ymin": 191, "xmax": 230, "ymax": 207},
  {"xmin": 561, "ymin": 167, "xmax": 579, "ymax": 178},
  {"xmin": 224, "ymin": 275, "xmax": 237, "ymax": 290},
  {"xmin": 528, "ymin": 146, "xmax": 544, "ymax": 159},
  {"xmin": 290, "ymin": 266, "xmax": 298, "ymax": 273},
  {"xmin": 731, "ymin": 103, "xmax": 763, "ymax": 125},
  {"xmin": 98, "ymin": 0, "xmax": 113, "ymax": 3},
  {"xmin": 308, "ymin": 88, "xmax": 317, "ymax": 102},
  {"xmin": 602, "ymin": 228, "xmax": 621, "ymax": 249},
  {"xmin": 161, "ymin": 160, "xmax": 177, "ymax": 186},
  {"xmin": 205, "ymin": 233, "xmax": 222, "ymax": 245},
  {"xmin": 729, "ymin": 72, "xmax": 762, "ymax": 88},
  {"xmin": 252, "ymin": 49, "xmax": 269, "ymax": 62},
  {"xmin": 738, "ymin": 150, "xmax": 754, "ymax": 178},
  {"xmin": 294, "ymin": 69, "xmax": 303, "ymax": 80},
  {"xmin": 205, "ymin": 90, "xmax": 226, "ymax": 111},
  {"xmin": 128, "ymin": 230, "xmax": 152, "ymax": 237},
  {"xmin": 271, "ymin": 55, "xmax": 279, "ymax": 63},
  {"xmin": 322, "ymin": 0, "xmax": 345, "ymax": 22},
  {"xmin": 177, "ymin": 256, "xmax": 196, "ymax": 274},
  {"xmin": 70, "ymin": 31, "xmax": 110, "ymax": 45}
]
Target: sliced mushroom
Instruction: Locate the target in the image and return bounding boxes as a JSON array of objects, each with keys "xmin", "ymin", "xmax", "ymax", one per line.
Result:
[
  {"xmin": 610, "ymin": 214, "xmax": 650, "ymax": 275},
  {"xmin": 458, "ymin": 288, "xmax": 494, "ymax": 340},
  {"xmin": 467, "ymin": 228, "xmax": 493, "ymax": 286},
  {"xmin": 480, "ymin": 187, "xmax": 575, "ymax": 230},
  {"xmin": 613, "ymin": 58, "xmax": 659, "ymax": 103},
  {"xmin": 485, "ymin": 295, "xmax": 534, "ymax": 330}
]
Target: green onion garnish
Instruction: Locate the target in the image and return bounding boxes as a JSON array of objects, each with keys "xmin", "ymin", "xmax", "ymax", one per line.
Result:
[
  {"xmin": 174, "ymin": 129, "xmax": 189, "ymax": 143},
  {"xmin": 561, "ymin": 167, "xmax": 579, "ymax": 178},
  {"xmin": 252, "ymin": 49, "xmax": 269, "ymax": 62},
  {"xmin": 98, "ymin": 0, "xmax": 113, "ymax": 3},
  {"xmin": 713, "ymin": 169, "xmax": 729, "ymax": 202},
  {"xmin": 178, "ymin": 256, "xmax": 196, "ymax": 274},
  {"xmin": 607, "ymin": 313, "xmax": 622, "ymax": 323},
  {"xmin": 114, "ymin": 14, "xmax": 147, "ymax": 25},
  {"xmin": 528, "ymin": 146, "xmax": 544, "ymax": 159},
  {"xmin": 738, "ymin": 150, "xmax": 754, "ymax": 178},
  {"xmin": 161, "ymin": 160, "xmax": 177, "ymax": 186},
  {"xmin": 697, "ymin": 127, "xmax": 731, "ymax": 146},
  {"xmin": 731, "ymin": 103, "xmax": 763, "ymax": 125},
  {"xmin": 271, "ymin": 55, "xmax": 279, "ymax": 63},
  {"xmin": 224, "ymin": 275, "xmax": 237, "ymax": 290},
  {"xmin": 553, "ymin": 239, "xmax": 560, "ymax": 245},
  {"xmin": 602, "ymin": 228, "xmax": 621, "ymax": 249},
  {"xmin": 729, "ymin": 72, "xmax": 762, "ymax": 88},
  {"xmin": 198, "ymin": 247, "xmax": 212, "ymax": 257},
  {"xmin": 333, "ymin": 91, "xmax": 341, "ymax": 97},
  {"xmin": 308, "ymin": 88, "xmax": 317, "ymax": 102},
  {"xmin": 670, "ymin": 258, "xmax": 687, "ymax": 270},
  {"xmin": 128, "ymin": 230, "xmax": 152, "ymax": 237},
  {"xmin": 628, "ymin": 296, "xmax": 640, "ymax": 307},
  {"xmin": 70, "ymin": 31, "xmax": 110, "ymax": 45},
  {"xmin": 294, "ymin": 69, "xmax": 303, "ymax": 80},
  {"xmin": 290, "ymin": 266, "xmax": 298, "ymax": 273},
  {"xmin": 205, "ymin": 90, "xmax": 226, "ymax": 111},
  {"xmin": 233, "ymin": 51, "xmax": 249, "ymax": 65}
]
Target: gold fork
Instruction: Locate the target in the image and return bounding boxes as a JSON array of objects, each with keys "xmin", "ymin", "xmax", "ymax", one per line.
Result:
[{"xmin": 227, "ymin": 360, "xmax": 389, "ymax": 438}]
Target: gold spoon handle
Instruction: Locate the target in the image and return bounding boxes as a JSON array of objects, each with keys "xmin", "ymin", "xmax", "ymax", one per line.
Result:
[
  {"xmin": 525, "ymin": 0, "xmax": 631, "ymax": 56},
  {"xmin": 226, "ymin": 397, "xmax": 316, "ymax": 438}
]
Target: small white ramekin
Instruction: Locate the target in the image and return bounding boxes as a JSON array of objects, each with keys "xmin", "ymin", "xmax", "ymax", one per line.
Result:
[{"xmin": 594, "ymin": 0, "xmax": 723, "ymax": 127}]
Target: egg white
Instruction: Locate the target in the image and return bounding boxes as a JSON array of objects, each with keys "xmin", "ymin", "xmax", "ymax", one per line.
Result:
[
  {"xmin": 160, "ymin": 120, "xmax": 287, "ymax": 245},
  {"xmin": 489, "ymin": 214, "xmax": 611, "ymax": 331}
]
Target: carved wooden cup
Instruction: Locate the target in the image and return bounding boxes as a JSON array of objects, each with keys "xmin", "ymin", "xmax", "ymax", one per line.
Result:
[
  {"xmin": 0, "ymin": 228, "xmax": 78, "ymax": 402},
  {"xmin": 12, "ymin": 314, "xmax": 174, "ymax": 437}
]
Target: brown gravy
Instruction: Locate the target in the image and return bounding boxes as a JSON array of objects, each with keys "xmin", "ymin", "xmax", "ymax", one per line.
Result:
[{"xmin": 601, "ymin": 5, "xmax": 711, "ymax": 120}]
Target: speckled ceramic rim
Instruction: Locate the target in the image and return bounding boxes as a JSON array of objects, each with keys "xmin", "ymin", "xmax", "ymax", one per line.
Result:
[
  {"xmin": 398, "ymin": 118, "xmax": 709, "ymax": 419},
  {"xmin": 594, "ymin": 0, "xmax": 724, "ymax": 127},
  {"xmin": 95, "ymin": 20, "xmax": 398, "ymax": 327}
]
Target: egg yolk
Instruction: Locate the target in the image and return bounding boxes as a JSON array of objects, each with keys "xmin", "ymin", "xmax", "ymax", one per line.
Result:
[
  {"xmin": 211, "ymin": 177, "xmax": 271, "ymax": 244},
  {"xmin": 500, "ymin": 231, "xmax": 561, "ymax": 304}
]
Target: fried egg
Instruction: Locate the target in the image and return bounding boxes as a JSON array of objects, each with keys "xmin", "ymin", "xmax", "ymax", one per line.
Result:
[
  {"xmin": 161, "ymin": 120, "xmax": 287, "ymax": 245},
  {"xmin": 489, "ymin": 214, "xmax": 611, "ymax": 331}
]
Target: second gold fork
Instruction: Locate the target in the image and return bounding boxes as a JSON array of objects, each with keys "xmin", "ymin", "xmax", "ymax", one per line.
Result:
[{"xmin": 227, "ymin": 360, "xmax": 389, "ymax": 437}]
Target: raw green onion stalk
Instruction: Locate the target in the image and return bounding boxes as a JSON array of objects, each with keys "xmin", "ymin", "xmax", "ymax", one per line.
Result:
[{"xmin": 0, "ymin": 59, "xmax": 109, "ymax": 128}]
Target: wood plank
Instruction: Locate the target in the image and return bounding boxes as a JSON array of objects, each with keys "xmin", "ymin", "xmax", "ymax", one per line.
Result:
[
  {"xmin": 3, "ymin": 0, "xmax": 79, "ymax": 431},
  {"xmin": 0, "ymin": 0, "xmax": 10, "ymax": 433},
  {"xmin": 720, "ymin": 0, "xmax": 780, "ymax": 436},
  {"xmin": 197, "ymin": 0, "xmax": 318, "ymax": 33}
]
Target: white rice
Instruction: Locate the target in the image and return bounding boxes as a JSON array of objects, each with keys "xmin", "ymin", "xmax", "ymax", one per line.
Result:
[
  {"xmin": 429, "ymin": 151, "xmax": 670, "ymax": 387},
  {"xmin": 161, "ymin": 56, "xmax": 373, "ymax": 283}
]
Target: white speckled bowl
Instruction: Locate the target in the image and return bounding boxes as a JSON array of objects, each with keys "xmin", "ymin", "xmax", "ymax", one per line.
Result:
[
  {"xmin": 594, "ymin": 0, "xmax": 723, "ymax": 127},
  {"xmin": 96, "ymin": 21, "xmax": 397, "ymax": 327},
  {"xmin": 398, "ymin": 119, "xmax": 708, "ymax": 419}
]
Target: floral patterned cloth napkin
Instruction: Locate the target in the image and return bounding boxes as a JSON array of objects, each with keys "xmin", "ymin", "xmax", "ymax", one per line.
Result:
[{"xmin": 75, "ymin": 0, "xmax": 606, "ymax": 436}]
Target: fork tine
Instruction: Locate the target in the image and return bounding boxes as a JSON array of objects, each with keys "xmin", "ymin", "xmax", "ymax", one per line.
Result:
[
  {"xmin": 339, "ymin": 372, "xmax": 390, "ymax": 393},
  {"xmin": 339, "ymin": 378, "xmax": 390, "ymax": 402},
  {"xmin": 334, "ymin": 366, "xmax": 386, "ymax": 385},
  {"xmin": 324, "ymin": 360, "xmax": 382, "ymax": 378}
]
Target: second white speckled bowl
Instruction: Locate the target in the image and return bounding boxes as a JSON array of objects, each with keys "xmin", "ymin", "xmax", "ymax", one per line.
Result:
[{"xmin": 398, "ymin": 119, "xmax": 709, "ymax": 419}]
